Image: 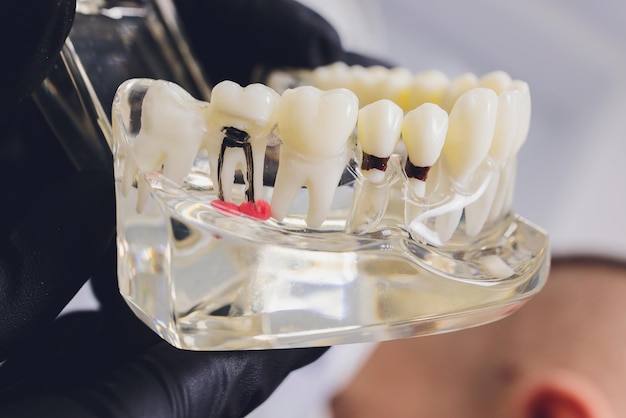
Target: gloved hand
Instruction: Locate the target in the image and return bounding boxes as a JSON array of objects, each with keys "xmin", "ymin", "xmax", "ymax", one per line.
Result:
[{"xmin": 0, "ymin": 0, "xmax": 394, "ymax": 416}]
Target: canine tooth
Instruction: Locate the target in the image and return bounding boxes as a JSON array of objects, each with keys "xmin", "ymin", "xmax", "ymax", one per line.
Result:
[
  {"xmin": 207, "ymin": 81, "xmax": 280, "ymax": 205},
  {"xmin": 401, "ymin": 103, "xmax": 448, "ymax": 198},
  {"xmin": 357, "ymin": 99, "xmax": 403, "ymax": 183},
  {"xmin": 271, "ymin": 86, "xmax": 359, "ymax": 228},
  {"xmin": 436, "ymin": 88, "xmax": 497, "ymax": 241},
  {"xmin": 440, "ymin": 72, "xmax": 479, "ymax": 113},
  {"xmin": 400, "ymin": 70, "xmax": 450, "ymax": 111},
  {"xmin": 441, "ymin": 88, "xmax": 498, "ymax": 184}
]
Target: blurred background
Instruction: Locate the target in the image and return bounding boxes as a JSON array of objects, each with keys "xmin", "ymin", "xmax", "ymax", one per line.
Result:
[{"xmin": 248, "ymin": 1, "xmax": 626, "ymax": 417}]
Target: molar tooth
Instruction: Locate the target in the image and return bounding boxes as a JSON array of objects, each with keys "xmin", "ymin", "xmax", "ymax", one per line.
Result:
[
  {"xmin": 400, "ymin": 70, "xmax": 450, "ymax": 111},
  {"xmin": 440, "ymin": 72, "xmax": 479, "ymax": 113},
  {"xmin": 401, "ymin": 103, "xmax": 448, "ymax": 198},
  {"xmin": 207, "ymin": 81, "xmax": 280, "ymax": 206},
  {"xmin": 113, "ymin": 79, "xmax": 207, "ymax": 213},
  {"xmin": 310, "ymin": 61, "xmax": 352, "ymax": 91},
  {"xmin": 350, "ymin": 65, "xmax": 389, "ymax": 107},
  {"xmin": 437, "ymin": 87, "xmax": 498, "ymax": 241},
  {"xmin": 479, "ymin": 70, "xmax": 512, "ymax": 95},
  {"xmin": 271, "ymin": 86, "xmax": 359, "ymax": 228}
]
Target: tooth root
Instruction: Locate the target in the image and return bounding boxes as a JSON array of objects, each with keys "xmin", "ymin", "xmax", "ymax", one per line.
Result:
[
  {"xmin": 208, "ymin": 81, "xmax": 280, "ymax": 203},
  {"xmin": 435, "ymin": 207, "xmax": 464, "ymax": 243},
  {"xmin": 401, "ymin": 70, "xmax": 450, "ymax": 112},
  {"xmin": 401, "ymin": 103, "xmax": 448, "ymax": 198},
  {"xmin": 271, "ymin": 86, "xmax": 358, "ymax": 228},
  {"xmin": 442, "ymin": 88, "xmax": 498, "ymax": 185},
  {"xmin": 464, "ymin": 170, "xmax": 500, "ymax": 236},
  {"xmin": 440, "ymin": 73, "xmax": 479, "ymax": 113},
  {"xmin": 357, "ymin": 99, "xmax": 403, "ymax": 183}
]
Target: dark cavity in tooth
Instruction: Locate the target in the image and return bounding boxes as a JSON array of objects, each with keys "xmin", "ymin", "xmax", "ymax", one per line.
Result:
[
  {"xmin": 217, "ymin": 126, "xmax": 255, "ymax": 202},
  {"xmin": 128, "ymin": 85, "xmax": 149, "ymax": 136},
  {"xmin": 361, "ymin": 152, "xmax": 390, "ymax": 172},
  {"xmin": 404, "ymin": 159, "xmax": 431, "ymax": 181}
]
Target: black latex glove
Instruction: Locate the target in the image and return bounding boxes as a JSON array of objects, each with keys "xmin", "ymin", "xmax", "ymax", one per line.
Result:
[{"xmin": 0, "ymin": 0, "xmax": 387, "ymax": 416}]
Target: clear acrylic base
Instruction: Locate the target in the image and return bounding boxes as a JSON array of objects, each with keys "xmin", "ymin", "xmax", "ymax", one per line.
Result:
[{"xmin": 115, "ymin": 149, "xmax": 549, "ymax": 350}]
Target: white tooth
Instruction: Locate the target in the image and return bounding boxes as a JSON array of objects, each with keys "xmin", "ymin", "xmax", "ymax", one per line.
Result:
[
  {"xmin": 310, "ymin": 61, "xmax": 352, "ymax": 91},
  {"xmin": 346, "ymin": 99, "xmax": 403, "ymax": 233},
  {"xmin": 207, "ymin": 81, "xmax": 280, "ymax": 204},
  {"xmin": 440, "ymin": 72, "xmax": 479, "ymax": 113},
  {"xmin": 479, "ymin": 70, "xmax": 512, "ymax": 95},
  {"xmin": 401, "ymin": 70, "xmax": 450, "ymax": 111},
  {"xmin": 401, "ymin": 103, "xmax": 448, "ymax": 198},
  {"xmin": 464, "ymin": 86, "xmax": 524, "ymax": 236},
  {"xmin": 357, "ymin": 99, "xmax": 403, "ymax": 183},
  {"xmin": 271, "ymin": 86, "xmax": 359, "ymax": 228},
  {"xmin": 441, "ymin": 88, "xmax": 498, "ymax": 185},
  {"xmin": 350, "ymin": 65, "xmax": 389, "ymax": 107},
  {"xmin": 437, "ymin": 87, "xmax": 498, "ymax": 242},
  {"xmin": 488, "ymin": 80, "xmax": 531, "ymax": 221},
  {"xmin": 113, "ymin": 79, "xmax": 207, "ymax": 213},
  {"xmin": 509, "ymin": 80, "xmax": 532, "ymax": 155},
  {"xmin": 382, "ymin": 67, "xmax": 414, "ymax": 104}
]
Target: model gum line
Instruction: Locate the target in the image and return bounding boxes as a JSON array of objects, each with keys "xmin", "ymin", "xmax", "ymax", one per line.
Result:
[{"xmin": 112, "ymin": 63, "xmax": 530, "ymax": 245}]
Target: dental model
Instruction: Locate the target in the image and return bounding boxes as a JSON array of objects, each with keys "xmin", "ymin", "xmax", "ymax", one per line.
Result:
[
  {"xmin": 113, "ymin": 66, "xmax": 531, "ymax": 244},
  {"xmin": 347, "ymin": 99, "xmax": 403, "ymax": 233},
  {"xmin": 270, "ymin": 86, "xmax": 359, "ymax": 229},
  {"xmin": 205, "ymin": 80, "xmax": 280, "ymax": 219}
]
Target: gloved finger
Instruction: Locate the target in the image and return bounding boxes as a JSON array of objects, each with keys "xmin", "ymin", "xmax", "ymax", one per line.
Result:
[
  {"xmin": 173, "ymin": 0, "xmax": 346, "ymax": 86},
  {"xmin": 0, "ymin": 339, "xmax": 328, "ymax": 418},
  {"xmin": 2, "ymin": 0, "xmax": 76, "ymax": 110},
  {"xmin": 0, "ymin": 170, "xmax": 115, "ymax": 361}
]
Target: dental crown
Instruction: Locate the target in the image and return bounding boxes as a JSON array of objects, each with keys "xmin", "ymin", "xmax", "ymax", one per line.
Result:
[{"xmin": 112, "ymin": 63, "xmax": 531, "ymax": 246}]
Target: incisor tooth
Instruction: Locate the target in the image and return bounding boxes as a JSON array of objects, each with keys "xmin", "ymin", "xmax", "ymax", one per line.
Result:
[
  {"xmin": 271, "ymin": 86, "xmax": 359, "ymax": 228},
  {"xmin": 357, "ymin": 99, "xmax": 403, "ymax": 183},
  {"xmin": 207, "ymin": 81, "xmax": 279, "ymax": 206},
  {"xmin": 402, "ymin": 103, "xmax": 448, "ymax": 198}
]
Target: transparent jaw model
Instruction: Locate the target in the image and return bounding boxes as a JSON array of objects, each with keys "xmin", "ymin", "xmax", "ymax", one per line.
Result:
[{"xmin": 112, "ymin": 67, "xmax": 549, "ymax": 350}]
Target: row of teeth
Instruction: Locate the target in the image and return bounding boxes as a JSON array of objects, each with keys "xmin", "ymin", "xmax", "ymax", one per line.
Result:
[{"xmin": 113, "ymin": 70, "xmax": 530, "ymax": 243}]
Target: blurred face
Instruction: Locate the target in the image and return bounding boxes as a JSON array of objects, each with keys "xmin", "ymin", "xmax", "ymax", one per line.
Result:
[{"xmin": 331, "ymin": 258, "xmax": 626, "ymax": 418}]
